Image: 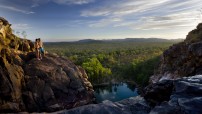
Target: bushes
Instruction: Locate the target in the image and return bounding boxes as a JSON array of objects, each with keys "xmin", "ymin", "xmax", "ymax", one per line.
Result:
[{"xmin": 82, "ymin": 57, "xmax": 111, "ymax": 84}]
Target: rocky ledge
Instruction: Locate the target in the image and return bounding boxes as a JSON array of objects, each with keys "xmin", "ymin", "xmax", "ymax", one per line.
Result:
[
  {"xmin": 0, "ymin": 17, "xmax": 94, "ymax": 113},
  {"xmin": 58, "ymin": 75, "xmax": 202, "ymax": 114}
]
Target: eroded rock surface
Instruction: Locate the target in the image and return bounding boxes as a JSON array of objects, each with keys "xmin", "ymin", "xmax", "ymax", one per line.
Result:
[{"xmin": 150, "ymin": 23, "xmax": 202, "ymax": 83}]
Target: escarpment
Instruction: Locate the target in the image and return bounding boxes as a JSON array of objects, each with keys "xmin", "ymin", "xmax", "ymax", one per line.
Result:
[{"xmin": 0, "ymin": 17, "xmax": 94, "ymax": 113}]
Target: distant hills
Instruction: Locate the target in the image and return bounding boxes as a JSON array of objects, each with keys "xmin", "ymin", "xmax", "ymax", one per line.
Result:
[
  {"xmin": 46, "ymin": 38, "xmax": 184, "ymax": 44},
  {"xmin": 77, "ymin": 38, "xmax": 184, "ymax": 43}
]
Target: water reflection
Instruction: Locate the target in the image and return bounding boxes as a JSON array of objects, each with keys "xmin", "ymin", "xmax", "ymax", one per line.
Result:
[{"xmin": 94, "ymin": 82, "xmax": 138, "ymax": 103}]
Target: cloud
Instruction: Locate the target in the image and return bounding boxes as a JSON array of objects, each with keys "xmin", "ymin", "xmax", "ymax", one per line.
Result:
[
  {"xmin": 132, "ymin": 11, "xmax": 200, "ymax": 30},
  {"xmin": 12, "ymin": 24, "xmax": 32, "ymax": 30},
  {"xmin": 81, "ymin": 0, "xmax": 170, "ymax": 17},
  {"xmin": 52, "ymin": 0, "xmax": 94, "ymax": 5},
  {"xmin": 81, "ymin": 9, "xmax": 110, "ymax": 17},
  {"xmin": 31, "ymin": 4, "xmax": 39, "ymax": 8},
  {"xmin": 81, "ymin": 0, "xmax": 202, "ymax": 17},
  {"xmin": 0, "ymin": 5, "xmax": 35, "ymax": 14},
  {"xmin": 81, "ymin": 0, "xmax": 202, "ymax": 31},
  {"xmin": 0, "ymin": 0, "xmax": 94, "ymax": 15},
  {"xmin": 89, "ymin": 18, "xmax": 122, "ymax": 28}
]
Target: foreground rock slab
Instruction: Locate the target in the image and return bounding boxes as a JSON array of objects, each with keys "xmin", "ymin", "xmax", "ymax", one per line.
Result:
[{"xmin": 56, "ymin": 96, "xmax": 150, "ymax": 114}]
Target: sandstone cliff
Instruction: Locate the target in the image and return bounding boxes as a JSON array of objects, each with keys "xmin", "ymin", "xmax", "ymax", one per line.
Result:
[
  {"xmin": 150, "ymin": 23, "xmax": 202, "ymax": 83},
  {"xmin": 0, "ymin": 17, "xmax": 94, "ymax": 113}
]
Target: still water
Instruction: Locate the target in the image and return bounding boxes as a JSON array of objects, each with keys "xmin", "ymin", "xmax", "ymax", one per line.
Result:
[{"xmin": 94, "ymin": 83, "xmax": 139, "ymax": 103}]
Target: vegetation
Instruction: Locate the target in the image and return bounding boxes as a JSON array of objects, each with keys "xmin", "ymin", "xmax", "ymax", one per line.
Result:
[
  {"xmin": 82, "ymin": 57, "xmax": 112, "ymax": 83},
  {"xmin": 45, "ymin": 39, "xmax": 181, "ymax": 86}
]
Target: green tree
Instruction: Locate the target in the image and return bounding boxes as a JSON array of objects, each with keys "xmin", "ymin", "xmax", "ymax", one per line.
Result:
[{"xmin": 82, "ymin": 57, "xmax": 111, "ymax": 83}]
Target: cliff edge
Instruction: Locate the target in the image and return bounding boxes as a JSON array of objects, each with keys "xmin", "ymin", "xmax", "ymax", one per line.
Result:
[
  {"xmin": 150, "ymin": 23, "xmax": 202, "ymax": 83},
  {"xmin": 0, "ymin": 17, "xmax": 94, "ymax": 113}
]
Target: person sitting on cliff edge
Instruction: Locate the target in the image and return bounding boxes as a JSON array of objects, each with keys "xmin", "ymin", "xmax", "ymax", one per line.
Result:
[
  {"xmin": 34, "ymin": 38, "xmax": 40, "ymax": 60},
  {"xmin": 38, "ymin": 38, "xmax": 45, "ymax": 59}
]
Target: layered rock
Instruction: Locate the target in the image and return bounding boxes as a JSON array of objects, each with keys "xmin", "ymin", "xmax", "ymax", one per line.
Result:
[
  {"xmin": 0, "ymin": 18, "xmax": 94, "ymax": 113},
  {"xmin": 150, "ymin": 23, "xmax": 202, "ymax": 83},
  {"xmin": 146, "ymin": 75, "xmax": 202, "ymax": 114}
]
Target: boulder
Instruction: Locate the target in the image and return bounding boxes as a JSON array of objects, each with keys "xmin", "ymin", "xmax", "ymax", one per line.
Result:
[{"xmin": 143, "ymin": 80, "xmax": 174, "ymax": 106}]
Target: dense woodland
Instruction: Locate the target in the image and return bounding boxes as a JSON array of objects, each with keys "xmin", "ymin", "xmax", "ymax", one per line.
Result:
[{"xmin": 45, "ymin": 39, "xmax": 182, "ymax": 86}]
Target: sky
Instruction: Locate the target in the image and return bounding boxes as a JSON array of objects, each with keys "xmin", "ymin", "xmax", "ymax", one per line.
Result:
[{"xmin": 0, "ymin": 0, "xmax": 202, "ymax": 42}]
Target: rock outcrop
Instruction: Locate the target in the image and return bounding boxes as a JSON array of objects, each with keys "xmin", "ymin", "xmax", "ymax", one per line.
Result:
[
  {"xmin": 55, "ymin": 75, "xmax": 202, "ymax": 114},
  {"xmin": 150, "ymin": 23, "xmax": 202, "ymax": 83},
  {"xmin": 146, "ymin": 75, "xmax": 202, "ymax": 114},
  {"xmin": 0, "ymin": 18, "xmax": 94, "ymax": 113}
]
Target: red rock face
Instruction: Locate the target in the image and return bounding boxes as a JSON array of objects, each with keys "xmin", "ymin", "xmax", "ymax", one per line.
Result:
[
  {"xmin": 150, "ymin": 23, "xmax": 202, "ymax": 83},
  {"xmin": 0, "ymin": 17, "xmax": 94, "ymax": 113}
]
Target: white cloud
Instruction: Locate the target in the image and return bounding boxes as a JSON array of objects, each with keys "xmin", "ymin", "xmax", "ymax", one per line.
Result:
[
  {"xmin": 12, "ymin": 24, "xmax": 32, "ymax": 30},
  {"xmin": 81, "ymin": 0, "xmax": 171, "ymax": 17},
  {"xmin": 0, "ymin": 0, "xmax": 94, "ymax": 15},
  {"xmin": 52, "ymin": 0, "xmax": 94, "ymax": 5},
  {"xmin": 31, "ymin": 4, "xmax": 39, "ymax": 8},
  {"xmin": 81, "ymin": 9, "xmax": 110, "ymax": 17},
  {"xmin": 81, "ymin": 0, "xmax": 202, "ymax": 31},
  {"xmin": 89, "ymin": 18, "xmax": 122, "ymax": 28},
  {"xmin": 132, "ymin": 11, "xmax": 200, "ymax": 30},
  {"xmin": 0, "ymin": 5, "xmax": 35, "ymax": 14}
]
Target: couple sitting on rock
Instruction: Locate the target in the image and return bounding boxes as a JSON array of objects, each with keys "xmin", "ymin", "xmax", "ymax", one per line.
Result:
[{"xmin": 35, "ymin": 38, "xmax": 45, "ymax": 60}]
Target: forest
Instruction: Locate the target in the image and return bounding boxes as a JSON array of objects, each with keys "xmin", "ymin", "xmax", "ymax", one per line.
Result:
[{"xmin": 45, "ymin": 39, "xmax": 182, "ymax": 86}]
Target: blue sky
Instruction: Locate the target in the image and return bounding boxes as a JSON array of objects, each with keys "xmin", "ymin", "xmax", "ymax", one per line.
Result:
[{"xmin": 0, "ymin": 0, "xmax": 202, "ymax": 42}]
